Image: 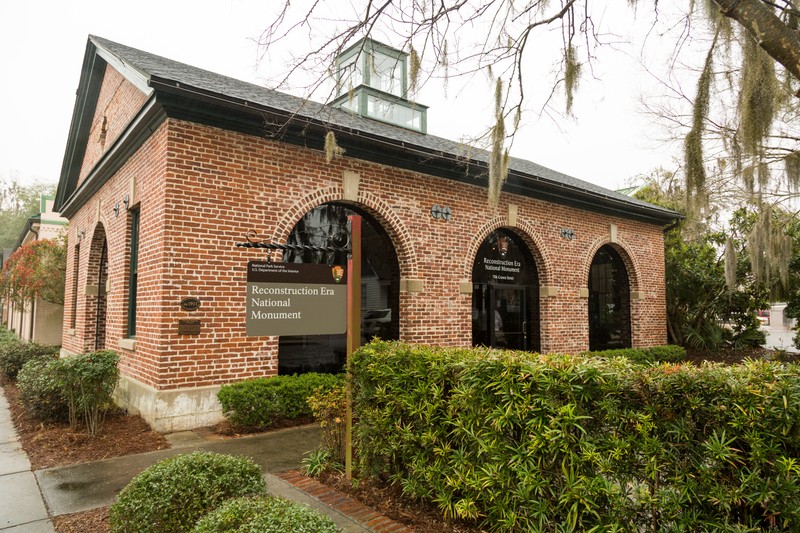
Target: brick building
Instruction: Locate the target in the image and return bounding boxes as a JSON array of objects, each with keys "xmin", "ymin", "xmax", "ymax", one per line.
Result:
[{"xmin": 54, "ymin": 36, "xmax": 678, "ymax": 432}]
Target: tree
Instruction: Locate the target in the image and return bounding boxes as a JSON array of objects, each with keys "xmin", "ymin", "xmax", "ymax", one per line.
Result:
[
  {"xmin": 634, "ymin": 177, "xmax": 770, "ymax": 350},
  {"xmin": 258, "ymin": 1, "xmax": 800, "ymax": 213},
  {"xmin": 0, "ymin": 177, "xmax": 57, "ymax": 250},
  {"xmin": 0, "ymin": 238, "xmax": 67, "ymax": 307}
]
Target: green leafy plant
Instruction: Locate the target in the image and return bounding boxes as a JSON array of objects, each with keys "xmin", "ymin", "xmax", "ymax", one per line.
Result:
[
  {"xmin": 109, "ymin": 451, "xmax": 266, "ymax": 533},
  {"xmin": 0, "ymin": 338, "xmax": 59, "ymax": 380},
  {"xmin": 192, "ymin": 495, "xmax": 339, "ymax": 532},
  {"xmin": 307, "ymin": 384, "xmax": 346, "ymax": 467},
  {"xmin": 350, "ymin": 340, "xmax": 800, "ymax": 531},
  {"xmin": 52, "ymin": 350, "xmax": 119, "ymax": 435},
  {"xmin": 16, "ymin": 356, "xmax": 67, "ymax": 422},
  {"xmin": 301, "ymin": 448, "xmax": 342, "ymax": 478},
  {"xmin": 218, "ymin": 373, "xmax": 344, "ymax": 429},
  {"xmin": 584, "ymin": 345, "xmax": 686, "ymax": 365}
]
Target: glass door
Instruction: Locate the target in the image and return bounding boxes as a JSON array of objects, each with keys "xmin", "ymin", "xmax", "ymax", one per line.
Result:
[{"xmin": 472, "ymin": 284, "xmax": 529, "ymax": 350}]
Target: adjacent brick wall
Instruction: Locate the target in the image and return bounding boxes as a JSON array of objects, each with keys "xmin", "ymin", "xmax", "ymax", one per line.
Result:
[{"xmin": 62, "ymin": 65, "xmax": 668, "ymax": 397}]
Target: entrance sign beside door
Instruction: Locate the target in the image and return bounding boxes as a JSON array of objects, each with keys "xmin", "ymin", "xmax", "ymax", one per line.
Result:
[{"xmin": 246, "ymin": 261, "xmax": 347, "ymax": 336}]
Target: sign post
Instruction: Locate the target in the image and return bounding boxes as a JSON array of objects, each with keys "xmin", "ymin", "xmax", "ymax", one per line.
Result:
[
  {"xmin": 345, "ymin": 215, "xmax": 361, "ymax": 480},
  {"xmin": 237, "ymin": 217, "xmax": 361, "ymax": 480}
]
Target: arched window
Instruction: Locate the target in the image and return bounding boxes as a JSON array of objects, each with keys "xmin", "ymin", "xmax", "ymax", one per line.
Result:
[
  {"xmin": 588, "ymin": 245, "xmax": 631, "ymax": 350},
  {"xmin": 278, "ymin": 203, "xmax": 400, "ymax": 374},
  {"xmin": 471, "ymin": 229, "xmax": 540, "ymax": 351}
]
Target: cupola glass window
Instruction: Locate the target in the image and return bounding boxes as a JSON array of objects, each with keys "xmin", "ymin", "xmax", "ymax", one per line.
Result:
[{"xmin": 331, "ymin": 38, "xmax": 427, "ymax": 133}]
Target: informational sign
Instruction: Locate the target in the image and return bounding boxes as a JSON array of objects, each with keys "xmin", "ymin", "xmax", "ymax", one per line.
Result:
[
  {"xmin": 246, "ymin": 261, "xmax": 347, "ymax": 336},
  {"xmin": 476, "ymin": 257, "xmax": 522, "ymax": 284}
]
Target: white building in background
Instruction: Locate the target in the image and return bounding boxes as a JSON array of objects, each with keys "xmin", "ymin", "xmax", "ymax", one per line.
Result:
[{"xmin": 2, "ymin": 195, "xmax": 67, "ymax": 345}]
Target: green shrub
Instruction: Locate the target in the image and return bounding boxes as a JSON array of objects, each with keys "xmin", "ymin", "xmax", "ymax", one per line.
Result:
[
  {"xmin": 52, "ymin": 350, "xmax": 119, "ymax": 435},
  {"xmin": 109, "ymin": 451, "xmax": 266, "ymax": 533},
  {"xmin": 0, "ymin": 339, "xmax": 59, "ymax": 380},
  {"xmin": 351, "ymin": 340, "xmax": 800, "ymax": 532},
  {"xmin": 0, "ymin": 326, "xmax": 17, "ymax": 344},
  {"xmin": 307, "ymin": 384, "xmax": 346, "ymax": 467},
  {"xmin": 585, "ymin": 344, "xmax": 686, "ymax": 364},
  {"xmin": 218, "ymin": 373, "xmax": 344, "ymax": 428},
  {"xmin": 17, "ymin": 356, "xmax": 67, "ymax": 422},
  {"xmin": 192, "ymin": 496, "xmax": 339, "ymax": 532}
]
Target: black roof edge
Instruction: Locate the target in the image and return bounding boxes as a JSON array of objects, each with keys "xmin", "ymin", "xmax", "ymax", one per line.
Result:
[
  {"xmin": 153, "ymin": 81, "xmax": 680, "ymax": 226},
  {"xmin": 54, "ymin": 40, "xmax": 106, "ymax": 213},
  {"xmin": 58, "ymin": 37, "xmax": 681, "ymax": 228},
  {"xmin": 13, "ymin": 214, "xmax": 42, "ymax": 251}
]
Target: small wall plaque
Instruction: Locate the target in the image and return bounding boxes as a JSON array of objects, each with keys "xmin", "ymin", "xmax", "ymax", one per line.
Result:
[
  {"xmin": 178, "ymin": 319, "xmax": 201, "ymax": 335},
  {"xmin": 180, "ymin": 297, "xmax": 201, "ymax": 312}
]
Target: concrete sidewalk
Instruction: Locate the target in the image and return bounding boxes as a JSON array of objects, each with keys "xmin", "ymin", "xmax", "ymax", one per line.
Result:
[
  {"xmin": 2, "ymin": 386, "xmax": 410, "ymax": 532},
  {"xmin": 35, "ymin": 425, "xmax": 379, "ymax": 532},
  {"xmin": 0, "ymin": 386, "xmax": 53, "ymax": 532}
]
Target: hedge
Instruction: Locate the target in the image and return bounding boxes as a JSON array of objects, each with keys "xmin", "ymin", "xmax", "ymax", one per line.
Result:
[
  {"xmin": 583, "ymin": 344, "xmax": 686, "ymax": 364},
  {"xmin": 351, "ymin": 340, "xmax": 800, "ymax": 532},
  {"xmin": 218, "ymin": 373, "xmax": 344, "ymax": 428},
  {"xmin": 192, "ymin": 496, "xmax": 339, "ymax": 532},
  {"xmin": 109, "ymin": 451, "xmax": 266, "ymax": 533},
  {"xmin": 0, "ymin": 338, "xmax": 59, "ymax": 380}
]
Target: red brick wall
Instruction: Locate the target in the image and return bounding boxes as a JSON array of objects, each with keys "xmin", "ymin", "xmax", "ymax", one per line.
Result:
[
  {"xmin": 77, "ymin": 65, "xmax": 148, "ymax": 187},
  {"xmin": 62, "ymin": 67, "xmax": 667, "ymax": 392}
]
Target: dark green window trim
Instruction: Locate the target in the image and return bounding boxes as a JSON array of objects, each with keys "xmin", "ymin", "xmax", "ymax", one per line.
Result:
[{"xmin": 127, "ymin": 208, "xmax": 140, "ymax": 337}]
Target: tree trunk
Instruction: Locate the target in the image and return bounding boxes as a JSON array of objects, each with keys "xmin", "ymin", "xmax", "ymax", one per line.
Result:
[{"xmin": 713, "ymin": 0, "xmax": 800, "ymax": 90}]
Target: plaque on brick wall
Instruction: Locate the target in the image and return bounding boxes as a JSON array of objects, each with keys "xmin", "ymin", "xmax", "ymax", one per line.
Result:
[
  {"xmin": 178, "ymin": 319, "xmax": 201, "ymax": 335},
  {"xmin": 180, "ymin": 297, "xmax": 201, "ymax": 311}
]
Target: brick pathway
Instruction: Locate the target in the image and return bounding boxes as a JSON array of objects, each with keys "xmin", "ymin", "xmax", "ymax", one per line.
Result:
[{"xmin": 277, "ymin": 470, "xmax": 413, "ymax": 532}]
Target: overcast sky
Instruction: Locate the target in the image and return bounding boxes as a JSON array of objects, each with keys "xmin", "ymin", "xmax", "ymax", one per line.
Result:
[{"xmin": 0, "ymin": 1, "xmax": 683, "ymax": 192}]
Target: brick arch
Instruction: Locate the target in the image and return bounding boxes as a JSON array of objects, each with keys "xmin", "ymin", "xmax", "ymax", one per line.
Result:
[
  {"xmin": 582, "ymin": 237, "xmax": 641, "ymax": 291},
  {"xmin": 462, "ymin": 217, "xmax": 552, "ymax": 286},
  {"xmin": 83, "ymin": 221, "xmax": 109, "ymax": 352},
  {"xmin": 271, "ymin": 186, "xmax": 419, "ymax": 279}
]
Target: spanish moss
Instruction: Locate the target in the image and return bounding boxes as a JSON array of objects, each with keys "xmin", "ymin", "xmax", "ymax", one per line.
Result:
[
  {"xmin": 324, "ymin": 131, "xmax": 344, "ymax": 163},
  {"xmin": 564, "ymin": 45, "xmax": 581, "ymax": 116},
  {"xmin": 488, "ymin": 77, "xmax": 509, "ymax": 209},
  {"xmin": 724, "ymin": 236, "xmax": 737, "ymax": 291},
  {"xmin": 684, "ymin": 35, "xmax": 716, "ymax": 213}
]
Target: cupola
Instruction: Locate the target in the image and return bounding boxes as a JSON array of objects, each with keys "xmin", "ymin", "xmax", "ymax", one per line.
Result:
[{"xmin": 330, "ymin": 38, "xmax": 428, "ymax": 133}]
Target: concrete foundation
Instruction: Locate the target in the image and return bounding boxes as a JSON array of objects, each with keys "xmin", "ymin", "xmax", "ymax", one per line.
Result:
[{"xmin": 114, "ymin": 375, "xmax": 225, "ymax": 433}]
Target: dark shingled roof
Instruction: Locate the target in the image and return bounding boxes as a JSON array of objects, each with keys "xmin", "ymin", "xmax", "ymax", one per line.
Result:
[{"xmin": 60, "ymin": 35, "xmax": 678, "ymax": 224}]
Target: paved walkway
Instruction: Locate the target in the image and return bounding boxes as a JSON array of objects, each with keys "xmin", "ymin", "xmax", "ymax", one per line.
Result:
[
  {"xmin": 1, "ymin": 388, "xmax": 409, "ymax": 532},
  {"xmin": 0, "ymin": 386, "xmax": 53, "ymax": 532}
]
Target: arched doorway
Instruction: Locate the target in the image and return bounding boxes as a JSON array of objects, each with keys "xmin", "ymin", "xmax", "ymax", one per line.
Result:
[
  {"xmin": 86, "ymin": 224, "xmax": 109, "ymax": 351},
  {"xmin": 278, "ymin": 203, "xmax": 400, "ymax": 374},
  {"xmin": 588, "ymin": 245, "xmax": 631, "ymax": 350},
  {"xmin": 472, "ymin": 229, "xmax": 540, "ymax": 351}
]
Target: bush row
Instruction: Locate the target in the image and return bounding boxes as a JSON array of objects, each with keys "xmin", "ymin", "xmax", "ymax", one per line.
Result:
[
  {"xmin": 218, "ymin": 373, "xmax": 344, "ymax": 428},
  {"xmin": 351, "ymin": 340, "xmax": 800, "ymax": 532},
  {"xmin": 17, "ymin": 350, "xmax": 119, "ymax": 436},
  {"xmin": 109, "ymin": 451, "xmax": 338, "ymax": 533},
  {"xmin": 584, "ymin": 344, "xmax": 686, "ymax": 364},
  {"xmin": 0, "ymin": 336, "xmax": 59, "ymax": 380}
]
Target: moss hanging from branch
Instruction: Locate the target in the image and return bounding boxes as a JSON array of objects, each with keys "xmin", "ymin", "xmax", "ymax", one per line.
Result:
[
  {"xmin": 737, "ymin": 38, "xmax": 777, "ymax": 179},
  {"xmin": 564, "ymin": 44, "xmax": 581, "ymax": 116},
  {"xmin": 785, "ymin": 151, "xmax": 800, "ymax": 190},
  {"xmin": 409, "ymin": 46, "xmax": 421, "ymax": 94},
  {"xmin": 684, "ymin": 35, "xmax": 716, "ymax": 213},
  {"xmin": 324, "ymin": 131, "xmax": 345, "ymax": 163},
  {"xmin": 724, "ymin": 236, "xmax": 737, "ymax": 291},
  {"xmin": 488, "ymin": 78, "xmax": 510, "ymax": 209}
]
